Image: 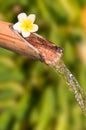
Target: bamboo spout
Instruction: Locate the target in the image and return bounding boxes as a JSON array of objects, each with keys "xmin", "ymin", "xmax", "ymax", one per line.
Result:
[{"xmin": 0, "ymin": 21, "xmax": 63, "ymax": 66}]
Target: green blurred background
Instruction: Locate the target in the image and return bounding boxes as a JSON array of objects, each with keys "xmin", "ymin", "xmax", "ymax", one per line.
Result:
[{"xmin": 0, "ymin": 0, "xmax": 86, "ymax": 130}]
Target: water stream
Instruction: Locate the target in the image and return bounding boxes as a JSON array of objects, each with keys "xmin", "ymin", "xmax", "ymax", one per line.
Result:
[{"xmin": 53, "ymin": 60, "xmax": 86, "ymax": 116}]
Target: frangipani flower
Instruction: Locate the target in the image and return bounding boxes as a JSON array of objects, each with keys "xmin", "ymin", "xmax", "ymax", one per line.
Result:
[{"xmin": 13, "ymin": 13, "xmax": 38, "ymax": 38}]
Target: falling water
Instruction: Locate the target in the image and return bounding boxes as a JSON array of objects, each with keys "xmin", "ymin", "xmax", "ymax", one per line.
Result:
[{"xmin": 53, "ymin": 60, "xmax": 86, "ymax": 116}]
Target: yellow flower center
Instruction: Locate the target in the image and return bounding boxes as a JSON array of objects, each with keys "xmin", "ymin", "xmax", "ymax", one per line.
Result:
[{"xmin": 20, "ymin": 19, "xmax": 34, "ymax": 32}]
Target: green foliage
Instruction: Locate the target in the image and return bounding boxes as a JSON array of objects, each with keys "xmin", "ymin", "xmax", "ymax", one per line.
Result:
[{"xmin": 0, "ymin": 0, "xmax": 86, "ymax": 130}]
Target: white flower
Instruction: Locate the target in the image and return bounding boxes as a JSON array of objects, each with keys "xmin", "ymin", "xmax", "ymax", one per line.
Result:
[{"xmin": 13, "ymin": 12, "xmax": 38, "ymax": 38}]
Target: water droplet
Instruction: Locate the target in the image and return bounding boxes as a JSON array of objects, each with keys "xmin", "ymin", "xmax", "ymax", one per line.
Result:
[{"xmin": 69, "ymin": 74, "xmax": 73, "ymax": 78}]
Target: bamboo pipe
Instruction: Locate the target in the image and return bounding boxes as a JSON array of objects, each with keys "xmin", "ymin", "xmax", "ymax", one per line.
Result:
[{"xmin": 0, "ymin": 21, "xmax": 63, "ymax": 66}]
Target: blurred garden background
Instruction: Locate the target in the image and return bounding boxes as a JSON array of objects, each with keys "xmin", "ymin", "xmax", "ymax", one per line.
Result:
[{"xmin": 0, "ymin": 0, "xmax": 86, "ymax": 130}]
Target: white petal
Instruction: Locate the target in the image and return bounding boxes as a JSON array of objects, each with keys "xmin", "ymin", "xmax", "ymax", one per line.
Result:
[
  {"xmin": 30, "ymin": 24, "xmax": 38, "ymax": 32},
  {"xmin": 28, "ymin": 14, "xmax": 36, "ymax": 22},
  {"xmin": 13, "ymin": 22, "xmax": 21, "ymax": 33},
  {"xmin": 22, "ymin": 31, "xmax": 30, "ymax": 38},
  {"xmin": 18, "ymin": 12, "xmax": 27, "ymax": 21}
]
